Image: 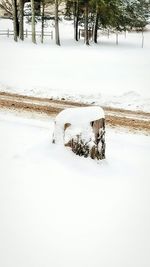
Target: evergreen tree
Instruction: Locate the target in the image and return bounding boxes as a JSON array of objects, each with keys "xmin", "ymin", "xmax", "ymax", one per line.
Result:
[
  {"xmin": 2, "ymin": 0, "xmax": 149, "ymax": 44},
  {"xmin": 123, "ymin": 0, "xmax": 150, "ymax": 29}
]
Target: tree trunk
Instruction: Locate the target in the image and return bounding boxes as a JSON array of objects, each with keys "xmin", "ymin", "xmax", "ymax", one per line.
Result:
[
  {"xmin": 30, "ymin": 0, "xmax": 36, "ymax": 43},
  {"xmin": 73, "ymin": 1, "xmax": 77, "ymax": 40},
  {"xmin": 19, "ymin": 0, "xmax": 24, "ymax": 40},
  {"xmin": 41, "ymin": 0, "xmax": 45, "ymax": 43},
  {"xmin": 16, "ymin": 13, "xmax": 19, "ymax": 37},
  {"xmin": 74, "ymin": 0, "xmax": 79, "ymax": 41},
  {"xmin": 93, "ymin": 8, "xmax": 98, "ymax": 43},
  {"xmin": 85, "ymin": 1, "xmax": 89, "ymax": 45},
  {"xmin": 12, "ymin": 0, "xmax": 18, "ymax": 42},
  {"xmin": 55, "ymin": 0, "xmax": 60, "ymax": 46}
]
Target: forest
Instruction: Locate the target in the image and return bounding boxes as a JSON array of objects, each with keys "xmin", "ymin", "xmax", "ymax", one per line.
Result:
[{"xmin": 0, "ymin": 0, "xmax": 150, "ymax": 45}]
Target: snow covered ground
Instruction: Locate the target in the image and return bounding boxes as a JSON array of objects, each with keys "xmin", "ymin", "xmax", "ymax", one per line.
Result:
[
  {"xmin": 0, "ymin": 110, "xmax": 150, "ymax": 267},
  {"xmin": 0, "ymin": 18, "xmax": 150, "ymax": 112}
]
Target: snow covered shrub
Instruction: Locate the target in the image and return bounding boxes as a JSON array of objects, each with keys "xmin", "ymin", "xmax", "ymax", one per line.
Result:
[{"xmin": 52, "ymin": 106, "xmax": 105, "ymax": 160}]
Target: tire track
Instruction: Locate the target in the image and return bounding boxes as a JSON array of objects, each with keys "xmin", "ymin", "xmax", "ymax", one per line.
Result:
[{"xmin": 0, "ymin": 91, "xmax": 150, "ymax": 133}]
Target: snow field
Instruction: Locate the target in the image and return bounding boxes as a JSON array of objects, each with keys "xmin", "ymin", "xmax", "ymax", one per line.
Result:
[
  {"xmin": 0, "ymin": 19, "xmax": 150, "ymax": 112},
  {"xmin": 0, "ymin": 110, "xmax": 150, "ymax": 267}
]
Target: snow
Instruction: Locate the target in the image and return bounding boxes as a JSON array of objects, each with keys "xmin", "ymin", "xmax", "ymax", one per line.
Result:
[
  {"xmin": 53, "ymin": 106, "xmax": 104, "ymax": 145},
  {"xmin": 64, "ymin": 124, "xmax": 95, "ymax": 146},
  {"xmin": 0, "ymin": 110, "xmax": 150, "ymax": 267},
  {"xmin": 55, "ymin": 106, "xmax": 105, "ymax": 125},
  {"xmin": 0, "ymin": 19, "xmax": 150, "ymax": 112}
]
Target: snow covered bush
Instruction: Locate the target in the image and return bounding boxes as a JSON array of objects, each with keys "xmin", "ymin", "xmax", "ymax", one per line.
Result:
[{"xmin": 52, "ymin": 106, "xmax": 105, "ymax": 160}]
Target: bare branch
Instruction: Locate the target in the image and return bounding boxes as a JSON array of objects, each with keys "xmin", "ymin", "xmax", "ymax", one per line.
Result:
[{"xmin": 0, "ymin": 0, "xmax": 13, "ymax": 17}]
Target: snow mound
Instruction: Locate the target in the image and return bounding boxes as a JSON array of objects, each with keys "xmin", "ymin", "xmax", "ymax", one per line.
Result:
[
  {"xmin": 55, "ymin": 106, "xmax": 105, "ymax": 126},
  {"xmin": 53, "ymin": 106, "xmax": 105, "ymax": 161},
  {"xmin": 53, "ymin": 106, "xmax": 105, "ymax": 145}
]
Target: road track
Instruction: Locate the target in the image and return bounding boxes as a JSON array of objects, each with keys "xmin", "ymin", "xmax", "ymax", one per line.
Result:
[{"xmin": 0, "ymin": 91, "xmax": 150, "ymax": 134}]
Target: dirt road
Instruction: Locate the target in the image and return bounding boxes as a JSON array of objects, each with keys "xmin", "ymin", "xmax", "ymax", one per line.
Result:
[{"xmin": 0, "ymin": 91, "xmax": 150, "ymax": 134}]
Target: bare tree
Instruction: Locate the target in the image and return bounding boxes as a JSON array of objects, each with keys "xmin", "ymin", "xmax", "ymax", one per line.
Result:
[
  {"xmin": 0, "ymin": 0, "xmax": 13, "ymax": 17},
  {"xmin": 0, "ymin": 0, "xmax": 21, "ymax": 37}
]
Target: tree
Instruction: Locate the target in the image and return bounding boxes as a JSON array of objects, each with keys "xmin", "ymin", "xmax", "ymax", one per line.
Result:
[
  {"xmin": 30, "ymin": 0, "xmax": 36, "ymax": 43},
  {"xmin": 123, "ymin": 0, "xmax": 150, "ymax": 30},
  {"xmin": 93, "ymin": 0, "xmax": 99, "ymax": 43},
  {"xmin": 84, "ymin": 0, "xmax": 89, "ymax": 45},
  {"xmin": 0, "ymin": 0, "xmax": 13, "ymax": 17},
  {"xmin": 55, "ymin": 0, "xmax": 60, "ymax": 45},
  {"xmin": 73, "ymin": 0, "xmax": 90, "ymax": 45},
  {"xmin": 0, "ymin": 0, "xmax": 22, "ymax": 37},
  {"xmin": 1, "ymin": 0, "xmax": 149, "ymax": 45},
  {"xmin": 19, "ymin": 0, "xmax": 24, "ymax": 40},
  {"xmin": 41, "ymin": 0, "xmax": 45, "ymax": 43},
  {"xmin": 12, "ymin": 0, "xmax": 18, "ymax": 41},
  {"xmin": 74, "ymin": 0, "xmax": 79, "ymax": 41}
]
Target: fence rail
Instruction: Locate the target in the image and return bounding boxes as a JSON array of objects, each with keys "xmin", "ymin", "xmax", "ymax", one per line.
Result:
[{"xmin": 0, "ymin": 29, "xmax": 53, "ymax": 39}]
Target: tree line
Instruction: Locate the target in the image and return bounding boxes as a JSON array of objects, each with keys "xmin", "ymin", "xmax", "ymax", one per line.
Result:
[{"xmin": 0, "ymin": 0, "xmax": 150, "ymax": 45}]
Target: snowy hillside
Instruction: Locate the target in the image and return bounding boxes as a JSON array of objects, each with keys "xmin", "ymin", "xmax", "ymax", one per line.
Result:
[
  {"xmin": 0, "ymin": 110, "xmax": 150, "ymax": 267},
  {"xmin": 0, "ymin": 19, "xmax": 150, "ymax": 112}
]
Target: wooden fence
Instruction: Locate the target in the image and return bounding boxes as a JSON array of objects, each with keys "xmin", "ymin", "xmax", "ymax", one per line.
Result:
[
  {"xmin": 78, "ymin": 28, "xmax": 145, "ymax": 47},
  {"xmin": 0, "ymin": 29, "xmax": 53, "ymax": 39}
]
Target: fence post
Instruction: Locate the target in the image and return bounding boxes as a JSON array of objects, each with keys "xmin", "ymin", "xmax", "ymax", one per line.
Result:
[
  {"xmin": 26, "ymin": 29, "xmax": 28, "ymax": 38},
  {"xmin": 7, "ymin": 29, "xmax": 9, "ymax": 37},
  {"xmin": 51, "ymin": 30, "xmax": 53, "ymax": 40}
]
